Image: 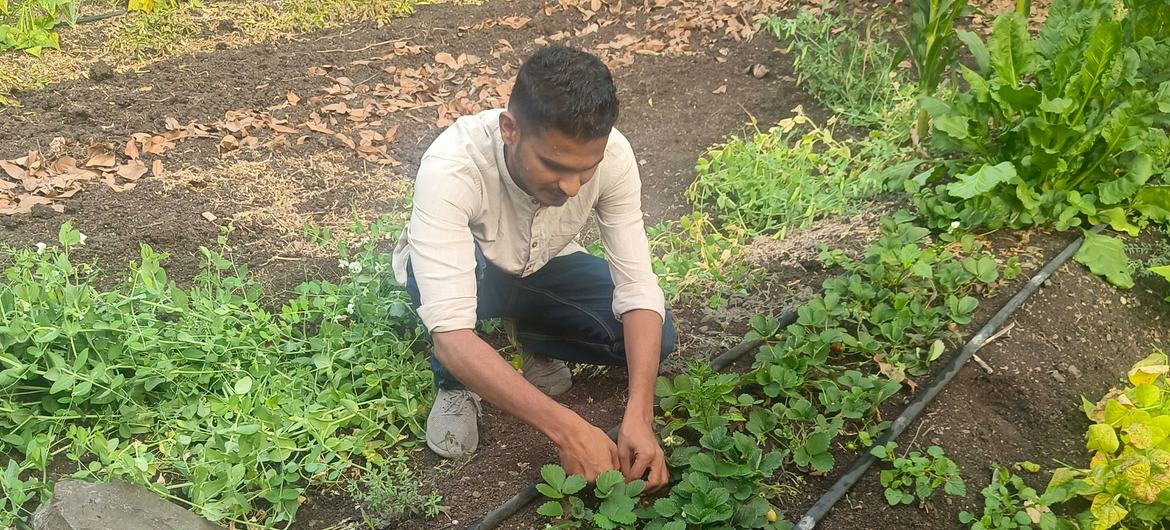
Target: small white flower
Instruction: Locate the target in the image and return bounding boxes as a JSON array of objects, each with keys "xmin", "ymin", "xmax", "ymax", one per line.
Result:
[
  {"xmin": 950, "ymin": 221, "xmax": 961, "ymax": 230},
  {"xmin": 346, "ymin": 302, "xmax": 355, "ymax": 314},
  {"xmin": 78, "ymin": 232, "xmax": 87, "ymax": 245},
  {"xmin": 35, "ymin": 242, "xmax": 47, "ymax": 255},
  {"xmin": 347, "ymin": 261, "xmax": 363, "ymax": 275}
]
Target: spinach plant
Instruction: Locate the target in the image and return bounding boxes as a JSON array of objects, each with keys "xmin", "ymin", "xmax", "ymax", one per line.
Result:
[{"xmin": 960, "ymin": 467, "xmax": 1058, "ymax": 530}]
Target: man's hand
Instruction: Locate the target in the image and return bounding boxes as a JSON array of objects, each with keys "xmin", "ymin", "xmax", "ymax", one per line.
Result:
[
  {"xmin": 557, "ymin": 421, "xmax": 620, "ymax": 482},
  {"xmin": 617, "ymin": 416, "xmax": 668, "ymax": 491}
]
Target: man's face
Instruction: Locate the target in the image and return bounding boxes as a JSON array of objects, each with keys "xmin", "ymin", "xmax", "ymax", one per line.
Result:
[{"xmin": 500, "ymin": 112, "xmax": 608, "ymax": 207}]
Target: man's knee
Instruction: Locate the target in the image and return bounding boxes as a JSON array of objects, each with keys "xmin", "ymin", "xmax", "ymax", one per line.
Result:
[{"xmin": 660, "ymin": 310, "xmax": 678, "ymax": 362}]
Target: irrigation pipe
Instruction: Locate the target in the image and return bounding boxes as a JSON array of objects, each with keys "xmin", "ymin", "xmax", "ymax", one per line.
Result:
[
  {"xmin": 466, "ymin": 310, "xmax": 800, "ymax": 530},
  {"xmin": 793, "ymin": 226, "xmax": 1102, "ymax": 530},
  {"xmin": 55, "ymin": 10, "xmax": 127, "ymax": 29}
]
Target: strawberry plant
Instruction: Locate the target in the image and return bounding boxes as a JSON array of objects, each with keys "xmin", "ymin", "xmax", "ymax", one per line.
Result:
[
  {"xmin": 871, "ymin": 442, "xmax": 967, "ymax": 506},
  {"xmin": 960, "ymin": 467, "xmax": 1058, "ymax": 530},
  {"xmin": 1042, "ymin": 350, "xmax": 1170, "ymax": 529}
]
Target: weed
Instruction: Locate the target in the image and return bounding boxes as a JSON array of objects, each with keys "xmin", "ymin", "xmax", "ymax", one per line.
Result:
[
  {"xmin": 345, "ymin": 450, "xmax": 443, "ymax": 526},
  {"xmin": 647, "ymin": 212, "xmax": 760, "ymax": 309},
  {"xmin": 106, "ymin": 1, "xmax": 198, "ymax": 59},
  {"xmin": 903, "ymin": 0, "xmax": 970, "ymax": 139},
  {"xmin": 871, "ymin": 442, "xmax": 966, "ymax": 506},
  {"xmin": 764, "ymin": 9, "xmax": 913, "ymax": 128},
  {"xmin": 687, "ymin": 108, "xmax": 916, "ymax": 239}
]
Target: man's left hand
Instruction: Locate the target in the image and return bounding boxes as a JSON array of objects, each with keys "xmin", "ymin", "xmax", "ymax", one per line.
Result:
[{"xmin": 616, "ymin": 416, "xmax": 668, "ymax": 491}]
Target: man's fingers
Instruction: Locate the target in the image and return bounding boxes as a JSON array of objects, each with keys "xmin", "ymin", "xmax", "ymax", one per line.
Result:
[
  {"xmin": 609, "ymin": 440, "xmax": 621, "ymax": 471},
  {"xmin": 627, "ymin": 450, "xmax": 652, "ymax": 482},
  {"xmin": 648, "ymin": 454, "xmax": 670, "ymax": 491}
]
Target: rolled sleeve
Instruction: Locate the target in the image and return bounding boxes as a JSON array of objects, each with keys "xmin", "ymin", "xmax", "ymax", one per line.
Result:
[
  {"xmin": 408, "ymin": 157, "xmax": 481, "ymax": 333},
  {"xmin": 596, "ymin": 155, "xmax": 667, "ymax": 322}
]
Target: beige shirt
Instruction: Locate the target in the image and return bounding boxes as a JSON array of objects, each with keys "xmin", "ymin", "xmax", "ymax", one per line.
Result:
[{"xmin": 392, "ymin": 109, "xmax": 665, "ymax": 333}]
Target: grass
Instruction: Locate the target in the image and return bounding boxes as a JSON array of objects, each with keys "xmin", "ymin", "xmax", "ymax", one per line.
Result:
[
  {"xmin": 764, "ymin": 9, "xmax": 915, "ymax": 129},
  {"xmin": 0, "ymin": 0, "xmax": 421, "ymax": 104},
  {"xmin": 686, "ymin": 107, "xmax": 916, "ymax": 239}
]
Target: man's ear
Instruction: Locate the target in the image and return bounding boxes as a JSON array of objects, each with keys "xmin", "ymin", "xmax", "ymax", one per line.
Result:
[{"xmin": 499, "ymin": 111, "xmax": 520, "ymax": 145}]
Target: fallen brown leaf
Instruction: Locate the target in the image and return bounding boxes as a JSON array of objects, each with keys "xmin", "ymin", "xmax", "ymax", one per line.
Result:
[
  {"xmin": 219, "ymin": 134, "xmax": 240, "ymax": 153},
  {"xmin": 152, "ymin": 160, "xmax": 165, "ymax": 177},
  {"xmin": 124, "ymin": 138, "xmax": 141, "ymax": 160},
  {"xmin": 115, "ymin": 161, "xmax": 148, "ymax": 181},
  {"xmin": 287, "ymin": 90, "xmax": 302, "ymax": 106},
  {"xmin": 85, "ymin": 153, "xmax": 116, "ymax": 168},
  {"xmin": 435, "ymin": 52, "xmax": 460, "ymax": 69},
  {"xmin": 712, "ymin": 84, "xmax": 727, "ymax": 94}
]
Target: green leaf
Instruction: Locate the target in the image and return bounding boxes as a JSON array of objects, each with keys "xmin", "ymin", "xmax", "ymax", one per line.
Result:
[
  {"xmin": 934, "ymin": 114, "xmax": 970, "ymax": 140},
  {"xmin": 562, "ymin": 474, "xmax": 587, "ymax": 495},
  {"xmin": 947, "ymin": 162, "xmax": 1017, "ymax": 200},
  {"xmin": 233, "ymin": 376, "xmax": 253, "ymax": 395},
  {"xmin": 1151, "ymin": 265, "xmax": 1170, "ymax": 282},
  {"xmin": 1086, "ymin": 423, "xmax": 1120, "ymax": 454},
  {"xmin": 58, "ymin": 223, "xmax": 81, "ymax": 246},
  {"xmin": 594, "ymin": 470, "xmax": 624, "ymax": 496},
  {"xmin": 957, "ymin": 29, "xmax": 990, "ymax": 73},
  {"xmin": 1097, "ymin": 154, "xmax": 1153, "ymax": 205},
  {"xmin": 987, "ymin": 12, "xmax": 1035, "ymax": 86},
  {"xmin": 540, "ymin": 464, "xmax": 566, "ymax": 491},
  {"xmin": 1073, "ymin": 230, "xmax": 1133, "ymax": 288},
  {"xmin": 537, "ymin": 501, "xmax": 564, "ymax": 518},
  {"xmin": 1133, "ymin": 185, "xmax": 1170, "ymax": 223}
]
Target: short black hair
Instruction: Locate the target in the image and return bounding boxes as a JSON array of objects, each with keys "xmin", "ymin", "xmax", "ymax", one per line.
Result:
[{"xmin": 508, "ymin": 46, "xmax": 619, "ymax": 141}]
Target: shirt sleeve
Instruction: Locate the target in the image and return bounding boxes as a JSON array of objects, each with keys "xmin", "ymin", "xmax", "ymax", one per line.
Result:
[
  {"xmin": 595, "ymin": 147, "xmax": 667, "ymax": 322},
  {"xmin": 407, "ymin": 156, "xmax": 480, "ymax": 333}
]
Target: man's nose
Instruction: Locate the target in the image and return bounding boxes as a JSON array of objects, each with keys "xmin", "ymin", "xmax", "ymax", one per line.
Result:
[{"xmin": 559, "ymin": 175, "xmax": 583, "ymax": 197}]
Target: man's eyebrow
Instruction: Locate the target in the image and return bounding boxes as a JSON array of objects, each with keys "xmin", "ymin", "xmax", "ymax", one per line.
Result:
[{"xmin": 540, "ymin": 155, "xmax": 604, "ymax": 173}]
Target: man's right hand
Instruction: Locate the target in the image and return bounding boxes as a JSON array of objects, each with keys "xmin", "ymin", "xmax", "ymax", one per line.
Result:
[{"xmin": 556, "ymin": 421, "xmax": 620, "ymax": 482}]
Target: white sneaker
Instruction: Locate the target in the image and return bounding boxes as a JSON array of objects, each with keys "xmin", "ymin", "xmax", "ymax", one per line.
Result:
[
  {"xmin": 504, "ymin": 319, "xmax": 573, "ymax": 396},
  {"xmin": 425, "ymin": 389, "xmax": 481, "ymax": 459}
]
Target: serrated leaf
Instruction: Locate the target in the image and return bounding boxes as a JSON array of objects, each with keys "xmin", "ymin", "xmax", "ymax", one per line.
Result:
[
  {"xmin": 948, "ymin": 162, "xmax": 1017, "ymax": 200},
  {"xmin": 562, "ymin": 474, "xmax": 587, "ymax": 495},
  {"xmin": 1073, "ymin": 230, "xmax": 1133, "ymax": 288},
  {"xmin": 540, "ymin": 464, "xmax": 567, "ymax": 490},
  {"xmin": 537, "ymin": 501, "xmax": 564, "ymax": 517},
  {"xmin": 594, "ymin": 469, "xmax": 624, "ymax": 495}
]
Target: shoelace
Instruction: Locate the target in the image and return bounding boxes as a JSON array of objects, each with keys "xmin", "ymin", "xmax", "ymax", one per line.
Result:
[{"xmin": 440, "ymin": 390, "xmax": 479, "ymax": 415}]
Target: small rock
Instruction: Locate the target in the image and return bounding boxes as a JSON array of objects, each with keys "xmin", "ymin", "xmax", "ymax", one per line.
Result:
[
  {"xmin": 33, "ymin": 480, "xmax": 223, "ymax": 530},
  {"xmin": 1066, "ymin": 364, "xmax": 1082, "ymax": 379},
  {"xmin": 471, "ymin": 491, "xmax": 480, "ymax": 499},
  {"xmin": 201, "ymin": 211, "xmax": 218, "ymax": 222},
  {"xmin": 1049, "ymin": 369, "xmax": 1066, "ymax": 383},
  {"xmin": 749, "ymin": 63, "xmax": 769, "ymax": 78}
]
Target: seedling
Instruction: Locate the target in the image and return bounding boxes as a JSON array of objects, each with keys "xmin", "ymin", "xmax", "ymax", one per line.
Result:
[{"xmin": 871, "ymin": 442, "xmax": 966, "ymax": 506}]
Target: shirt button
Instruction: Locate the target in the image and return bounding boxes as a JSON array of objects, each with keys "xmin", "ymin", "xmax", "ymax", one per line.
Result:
[
  {"xmin": 531, "ymin": 199, "xmax": 538, "ymax": 205},
  {"xmin": 531, "ymin": 241, "xmax": 538, "ymax": 249}
]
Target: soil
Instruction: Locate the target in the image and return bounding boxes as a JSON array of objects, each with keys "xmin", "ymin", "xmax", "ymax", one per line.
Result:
[{"xmin": 2, "ymin": 0, "xmax": 1168, "ymax": 529}]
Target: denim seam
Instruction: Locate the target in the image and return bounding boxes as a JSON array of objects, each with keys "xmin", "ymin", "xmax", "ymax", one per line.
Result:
[{"xmin": 516, "ymin": 283, "xmax": 618, "ymax": 342}]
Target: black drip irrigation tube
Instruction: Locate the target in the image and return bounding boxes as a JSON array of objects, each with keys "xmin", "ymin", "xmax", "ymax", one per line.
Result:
[
  {"xmin": 793, "ymin": 226, "xmax": 1101, "ymax": 530},
  {"xmin": 53, "ymin": 10, "xmax": 127, "ymax": 29},
  {"xmin": 466, "ymin": 310, "xmax": 800, "ymax": 530},
  {"xmin": 469, "ymin": 225, "xmax": 1097, "ymax": 530}
]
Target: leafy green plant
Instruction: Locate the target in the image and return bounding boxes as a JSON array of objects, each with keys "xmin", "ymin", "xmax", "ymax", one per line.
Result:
[
  {"xmin": 960, "ymin": 467, "xmax": 1057, "ymax": 530},
  {"xmin": 346, "ymin": 449, "xmax": 442, "ymax": 526},
  {"xmin": 1042, "ymin": 350, "xmax": 1170, "ymax": 529},
  {"xmin": 538, "ymin": 466, "xmax": 644, "ymax": 530},
  {"xmin": 0, "ymin": 219, "xmax": 431, "ymax": 527},
  {"xmin": 871, "ymin": 442, "xmax": 966, "ymax": 506},
  {"xmin": 0, "ymin": 0, "xmax": 76, "ymax": 55},
  {"xmin": 656, "ymin": 361, "xmax": 749, "ymax": 437},
  {"xmin": 687, "ymin": 108, "xmax": 916, "ymax": 239},
  {"xmin": 903, "ymin": 0, "xmax": 970, "ymax": 140},
  {"xmin": 911, "ymin": 3, "xmax": 1170, "ymax": 236},
  {"xmin": 647, "ymin": 212, "xmax": 760, "ymax": 309},
  {"xmin": 764, "ymin": 9, "xmax": 914, "ymax": 127}
]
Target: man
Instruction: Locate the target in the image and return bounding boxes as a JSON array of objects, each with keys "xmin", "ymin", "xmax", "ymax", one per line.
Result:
[{"xmin": 392, "ymin": 45, "xmax": 676, "ymax": 489}]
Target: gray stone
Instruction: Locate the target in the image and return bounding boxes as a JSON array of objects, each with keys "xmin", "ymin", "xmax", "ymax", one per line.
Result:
[{"xmin": 32, "ymin": 480, "xmax": 224, "ymax": 530}]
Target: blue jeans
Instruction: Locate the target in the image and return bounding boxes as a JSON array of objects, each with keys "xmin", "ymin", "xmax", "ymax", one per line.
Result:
[{"xmin": 406, "ymin": 249, "xmax": 677, "ymax": 390}]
